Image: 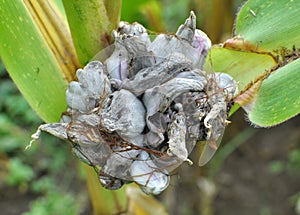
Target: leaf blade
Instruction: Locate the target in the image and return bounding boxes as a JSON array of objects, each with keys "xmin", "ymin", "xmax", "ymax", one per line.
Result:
[
  {"xmin": 212, "ymin": 0, "xmax": 300, "ymax": 126},
  {"xmin": 207, "ymin": 46, "xmax": 276, "ymax": 90},
  {"xmin": 235, "ymin": 0, "xmax": 300, "ymax": 51},
  {"xmin": 249, "ymin": 58, "xmax": 300, "ymax": 126},
  {"xmin": 0, "ymin": 0, "xmax": 71, "ymax": 122}
]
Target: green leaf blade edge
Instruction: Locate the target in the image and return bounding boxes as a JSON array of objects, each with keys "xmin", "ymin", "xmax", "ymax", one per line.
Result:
[{"xmin": 0, "ymin": 1, "xmax": 68, "ymax": 122}]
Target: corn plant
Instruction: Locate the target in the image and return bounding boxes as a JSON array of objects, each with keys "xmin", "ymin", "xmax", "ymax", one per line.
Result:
[{"xmin": 0, "ymin": 0, "xmax": 299, "ymax": 214}]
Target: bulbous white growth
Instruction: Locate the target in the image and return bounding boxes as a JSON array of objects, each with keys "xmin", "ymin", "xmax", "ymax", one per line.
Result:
[
  {"xmin": 30, "ymin": 11, "xmax": 237, "ymax": 195},
  {"xmin": 210, "ymin": 72, "xmax": 238, "ymax": 100},
  {"xmin": 66, "ymin": 61, "xmax": 111, "ymax": 112},
  {"xmin": 130, "ymin": 151, "xmax": 170, "ymax": 195},
  {"xmin": 100, "ymin": 89, "xmax": 146, "ymax": 139}
]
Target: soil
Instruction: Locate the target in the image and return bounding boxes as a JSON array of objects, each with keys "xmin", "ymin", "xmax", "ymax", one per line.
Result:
[
  {"xmin": 0, "ymin": 187, "xmax": 37, "ymax": 215},
  {"xmin": 214, "ymin": 111, "xmax": 300, "ymax": 215}
]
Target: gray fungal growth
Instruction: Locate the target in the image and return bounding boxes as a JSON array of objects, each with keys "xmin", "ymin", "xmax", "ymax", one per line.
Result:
[{"xmin": 29, "ymin": 11, "xmax": 237, "ymax": 195}]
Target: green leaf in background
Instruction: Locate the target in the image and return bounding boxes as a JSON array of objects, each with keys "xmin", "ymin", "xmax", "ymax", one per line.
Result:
[
  {"xmin": 6, "ymin": 157, "xmax": 35, "ymax": 186},
  {"xmin": 207, "ymin": 46, "xmax": 276, "ymax": 90},
  {"xmin": 0, "ymin": 0, "xmax": 78, "ymax": 122},
  {"xmin": 23, "ymin": 191, "xmax": 80, "ymax": 215},
  {"xmin": 209, "ymin": 0, "xmax": 300, "ymax": 126},
  {"xmin": 233, "ymin": 0, "xmax": 300, "ymax": 126},
  {"xmin": 121, "ymin": 0, "xmax": 153, "ymax": 24},
  {"xmin": 121, "ymin": 0, "xmax": 165, "ymax": 32},
  {"xmin": 234, "ymin": 0, "xmax": 300, "ymax": 52},
  {"xmin": 62, "ymin": 0, "xmax": 121, "ymax": 66},
  {"xmin": 246, "ymin": 58, "xmax": 300, "ymax": 126}
]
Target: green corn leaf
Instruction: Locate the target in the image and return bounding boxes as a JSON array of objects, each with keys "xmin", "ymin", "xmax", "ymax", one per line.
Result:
[
  {"xmin": 233, "ymin": 0, "xmax": 300, "ymax": 126},
  {"xmin": 0, "ymin": 0, "xmax": 78, "ymax": 122},
  {"xmin": 207, "ymin": 46, "xmax": 276, "ymax": 90},
  {"xmin": 246, "ymin": 58, "xmax": 300, "ymax": 126},
  {"xmin": 208, "ymin": 0, "xmax": 300, "ymax": 126},
  {"xmin": 234, "ymin": 0, "xmax": 300, "ymax": 51}
]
